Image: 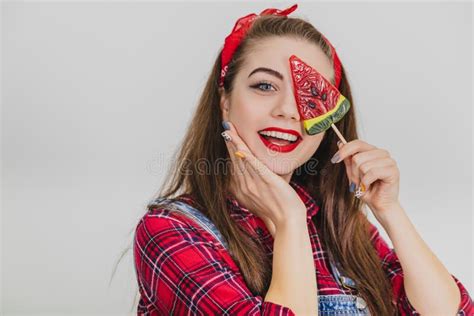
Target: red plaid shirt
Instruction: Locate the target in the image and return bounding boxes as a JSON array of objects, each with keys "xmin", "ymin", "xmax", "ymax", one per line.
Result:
[{"xmin": 133, "ymin": 180, "xmax": 473, "ymax": 315}]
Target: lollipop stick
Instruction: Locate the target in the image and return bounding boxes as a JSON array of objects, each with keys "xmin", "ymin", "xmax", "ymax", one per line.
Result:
[{"xmin": 330, "ymin": 123, "xmax": 348, "ymax": 144}]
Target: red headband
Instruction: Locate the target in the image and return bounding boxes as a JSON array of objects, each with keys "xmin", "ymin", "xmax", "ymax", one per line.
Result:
[{"xmin": 218, "ymin": 3, "xmax": 343, "ymax": 89}]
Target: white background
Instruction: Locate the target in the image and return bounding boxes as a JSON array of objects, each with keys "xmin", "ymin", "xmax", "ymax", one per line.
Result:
[{"xmin": 2, "ymin": 1, "xmax": 472, "ymax": 315}]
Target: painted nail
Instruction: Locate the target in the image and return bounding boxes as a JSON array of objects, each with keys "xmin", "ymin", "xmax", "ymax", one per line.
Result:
[
  {"xmin": 337, "ymin": 140, "xmax": 342, "ymax": 146},
  {"xmin": 234, "ymin": 151, "xmax": 246, "ymax": 159},
  {"xmin": 360, "ymin": 183, "xmax": 366, "ymax": 192},
  {"xmin": 222, "ymin": 121, "xmax": 230, "ymax": 131},
  {"xmin": 331, "ymin": 152, "xmax": 341, "ymax": 163},
  {"xmin": 221, "ymin": 132, "xmax": 232, "ymax": 142},
  {"xmin": 349, "ymin": 182, "xmax": 356, "ymax": 192},
  {"xmin": 354, "ymin": 188, "xmax": 363, "ymax": 198}
]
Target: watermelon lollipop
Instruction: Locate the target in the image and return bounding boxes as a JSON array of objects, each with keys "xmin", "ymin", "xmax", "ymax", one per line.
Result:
[{"xmin": 289, "ymin": 54, "xmax": 351, "ymax": 135}]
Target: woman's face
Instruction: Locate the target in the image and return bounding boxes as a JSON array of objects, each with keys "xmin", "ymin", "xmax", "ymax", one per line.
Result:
[{"xmin": 220, "ymin": 36, "xmax": 335, "ymax": 182}]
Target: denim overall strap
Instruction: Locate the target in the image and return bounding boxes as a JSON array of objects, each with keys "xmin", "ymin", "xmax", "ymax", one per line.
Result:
[
  {"xmin": 329, "ymin": 256, "xmax": 357, "ymax": 289},
  {"xmin": 327, "ymin": 256, "xmax": 369, "ymax": 313},
  {"xmin": 152, "ymin": 197, "xmax": 229, "ymax": 250}
]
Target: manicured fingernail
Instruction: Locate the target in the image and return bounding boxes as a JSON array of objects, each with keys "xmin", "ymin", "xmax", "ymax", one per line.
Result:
[
  {"xmin": 222, "ymin": 121, "xmax": 230, "ymax": 131},
  {"xmin": 337, "ymin": 140, "xmax": 342, "ymax": 146},
  {"xmin": 221, "ymin": 131, "xmax": 231, "ymax": 142},
  {"xmin": 354, "ymin": 188, "xmax": 362, "ymax": 198},
  {"xmin": 349, "ymin": 182, "xmax": 356, "ymax": 192},
  {"xmin": 234, "ymin": 151, "xmax": 246, "ymax": 159},
  {"xmin": 331, "ymin": 152, "xmax": 341, "ymax": 163},
  {"xmin": 360, "ymin": 183, "xmax": 366, "ymax": 192}
]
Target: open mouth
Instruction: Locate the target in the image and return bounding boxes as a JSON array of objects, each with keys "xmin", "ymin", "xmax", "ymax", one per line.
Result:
[
  {"xmin": 258, "ymin": 132, "xmax": 299, "ymax": 145},
  {"xmin": 257, "ymin": 130, "xmax": 302, "ymax": 153}
]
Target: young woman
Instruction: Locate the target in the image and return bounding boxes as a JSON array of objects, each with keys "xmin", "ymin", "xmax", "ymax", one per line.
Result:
[{"xmin": 133, "ymin": 4, "xmax": 473, "ymax": 315}]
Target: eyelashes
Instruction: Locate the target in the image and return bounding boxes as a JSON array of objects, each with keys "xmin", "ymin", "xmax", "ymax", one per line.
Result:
[{"xmin": 250, "ymin": 81, "xmax": 277, "ymax": 92}]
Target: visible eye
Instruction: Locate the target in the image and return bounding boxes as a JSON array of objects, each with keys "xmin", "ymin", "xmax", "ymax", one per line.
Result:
[{"xmin": 250, "ymin": 81, "xmax": 277, "ymax": 92}]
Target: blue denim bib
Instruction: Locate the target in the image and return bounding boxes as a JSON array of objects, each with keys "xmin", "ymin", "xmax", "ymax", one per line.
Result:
[{"xmin": 153, "ymin": 197, "xmax": 370, "ymax": 315}]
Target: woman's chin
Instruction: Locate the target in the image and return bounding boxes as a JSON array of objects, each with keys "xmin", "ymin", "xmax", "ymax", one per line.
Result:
[
  {"xmin": 246, "ymin": 142, "xmax": 301, "ymax": 176},
  {"xmin": 256, "ymin": 155, "xmax": 299, "ymax": 177}
]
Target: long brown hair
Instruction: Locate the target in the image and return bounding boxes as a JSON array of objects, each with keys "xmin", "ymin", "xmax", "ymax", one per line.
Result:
[{"xmin": 115, "ymin": 14, "xmax": 398, "ymax": 315}]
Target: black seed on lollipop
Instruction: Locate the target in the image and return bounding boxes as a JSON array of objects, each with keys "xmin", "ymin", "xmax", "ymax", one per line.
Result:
[
  {"xmin": 322, "ymin": 93, "xmax": 327, "ymax": 101},
  {"xmin": 311, "ymin": 86, "xmax": 318, "ymax": 96},
  {"xmin": 308, "ymin": 101, "xmax": 316, "ymax": 109}
]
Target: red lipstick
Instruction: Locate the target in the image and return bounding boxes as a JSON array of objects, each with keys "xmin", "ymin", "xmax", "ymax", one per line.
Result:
[{"xmin": 258, "ymin": 127, "xmax": 303, "ymax": 153}]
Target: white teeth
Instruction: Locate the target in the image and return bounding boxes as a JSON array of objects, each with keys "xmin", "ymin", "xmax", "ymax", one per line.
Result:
[{"xmin": 258, "ymin": 131, "xmax": 298, "ymax": 142}]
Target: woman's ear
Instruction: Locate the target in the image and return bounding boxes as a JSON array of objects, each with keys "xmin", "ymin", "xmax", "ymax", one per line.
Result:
[{"xmin": 219, "ymin": 88, "xmax": 230, "ymax": 116}]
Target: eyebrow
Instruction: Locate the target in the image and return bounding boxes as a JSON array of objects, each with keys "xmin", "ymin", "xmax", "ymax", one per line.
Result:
[{"xmin": 248, "ymin": 67, "xmax": 284, "ymax": 81}]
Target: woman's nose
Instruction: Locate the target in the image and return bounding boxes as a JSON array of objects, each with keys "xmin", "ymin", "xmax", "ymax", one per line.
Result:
[{"xmin": 270, "ymin": 91, "xmax": 300, "ymax": 121}]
